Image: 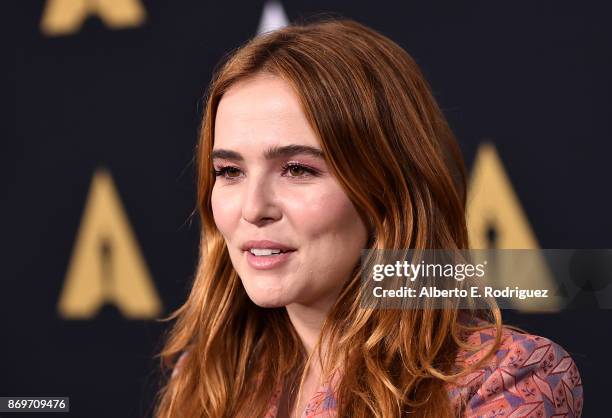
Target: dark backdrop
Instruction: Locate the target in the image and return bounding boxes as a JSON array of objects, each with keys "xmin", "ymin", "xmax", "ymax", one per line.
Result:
[{"xmin": 6, "ymin": 1, "xmax": 611, "ymax": 416}]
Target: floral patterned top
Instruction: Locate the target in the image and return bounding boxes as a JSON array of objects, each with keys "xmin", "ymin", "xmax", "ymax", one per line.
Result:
[
  {"xmin": 263, "ymin": 326, "xmax": 583, "ymax": 418},
  {"xmin": 172, "ymin": 325, "xmax": 583, "ymax": 417}
]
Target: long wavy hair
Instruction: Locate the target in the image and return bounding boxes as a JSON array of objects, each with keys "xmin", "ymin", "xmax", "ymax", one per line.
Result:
[{"xmin": 155, "ymin": 18, "xmax": 503, "ymax": 418}]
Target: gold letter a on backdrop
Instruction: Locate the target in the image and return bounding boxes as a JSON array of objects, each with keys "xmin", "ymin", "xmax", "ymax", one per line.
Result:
[
  {"xmin": 41, "ymin": 0, "xmax": 146, "ymax": 36},
  {"xmin": 467, "ymin": 142, "xmax": 560, "ymax": 312},
  {"xmin": 467, "ymin": 142, "xmax": 539, "ymax": 249},
  {"xmin": 57, "ymin": 168, "xmax": 162, "ymax": 319}
]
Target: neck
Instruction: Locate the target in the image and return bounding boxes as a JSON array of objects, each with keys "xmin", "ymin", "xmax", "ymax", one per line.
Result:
[
  {"xmin": 285, "ymin": 302, "xmax": 328, "ymax": 357},
  {"xmin": 285, "ymin": 283, "xmax": 342, "ymax": 356}
]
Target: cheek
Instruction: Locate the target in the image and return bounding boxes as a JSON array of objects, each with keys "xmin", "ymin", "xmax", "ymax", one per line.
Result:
[
  {"xmin": 211, "ymin": 186, "xmax": 241, "ymax": 235},
  {"xmin": 285, "ymin": 184, "xmax": 366, "ymax": 243},
  {"xmin": 286, "ymin": 186, "xmax": 366, "ymax": 299}
]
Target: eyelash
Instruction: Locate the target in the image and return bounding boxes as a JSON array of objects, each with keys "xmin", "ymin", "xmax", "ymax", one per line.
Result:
[{"xmin": 213, "ymin": 162, "xmax": 320, "ymax": 181}]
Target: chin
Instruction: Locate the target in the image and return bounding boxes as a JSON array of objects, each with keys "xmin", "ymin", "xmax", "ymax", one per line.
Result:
[
  {"xmin": 241, "ymin": 279, "xmax": 292, "ymax": 308},
  {"xmin": 245, "ymin": 292, "xmax": 291, "ymax": 308},
  {"xmin": 249, "ymin": 298, "xmax": 285, "ymax": 308}
]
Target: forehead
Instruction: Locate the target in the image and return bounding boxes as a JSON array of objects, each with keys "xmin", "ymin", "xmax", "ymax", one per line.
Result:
[{"xmin": 214, "ymin": 73, "xmax": 320, "ymax": 151}]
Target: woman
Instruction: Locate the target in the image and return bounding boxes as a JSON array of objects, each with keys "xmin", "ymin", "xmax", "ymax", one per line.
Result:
[{"xmin": 155, "ymin": 19, "xmax": 583, "ymax": 417}]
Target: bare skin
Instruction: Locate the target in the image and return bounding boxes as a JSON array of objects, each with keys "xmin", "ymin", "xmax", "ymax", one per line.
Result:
[{"xmin": 212, "ymin": 73, "xmax": 367, "ymax": 416}]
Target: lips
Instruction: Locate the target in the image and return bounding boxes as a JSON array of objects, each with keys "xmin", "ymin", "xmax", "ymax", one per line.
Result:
[
  {"xmin": 241, "ymin": 240, "xmax": 297, "ymax": 270},
  {"xmin": 245, "ymin": 249, "xmax": 295, "ymax": 270},
  {"xmin": 240, "ymin": 240, "xmax": 297, "ymax": 253}
]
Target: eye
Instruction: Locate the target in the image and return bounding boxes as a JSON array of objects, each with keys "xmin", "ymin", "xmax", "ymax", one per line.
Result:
[
  {"xmin": 213, "ymin": 165, "xmax": 242, "ymax": 179},
  {"xmin": 213, "ymin": 162, "xmax": 321, "ymax": 181},
  {"xmin": 281, "ymin": 162, "xmax": 320, "ymax": 178}
]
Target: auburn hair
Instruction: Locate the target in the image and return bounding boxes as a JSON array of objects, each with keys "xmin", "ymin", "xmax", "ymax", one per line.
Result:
[{"xmin": 155, "ymin": 18, "xmax": 503, "ymax": 418}]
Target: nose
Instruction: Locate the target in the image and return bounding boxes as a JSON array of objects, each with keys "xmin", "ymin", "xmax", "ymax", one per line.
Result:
[{"xmin": 241, "ymin": 172, "xmax": 282, "ymax": 226}]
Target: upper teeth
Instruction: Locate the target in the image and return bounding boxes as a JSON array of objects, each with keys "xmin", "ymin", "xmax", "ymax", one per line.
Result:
[{"xmin": 250, "ymin": 248, "xmax": 283, "ymax": 256}]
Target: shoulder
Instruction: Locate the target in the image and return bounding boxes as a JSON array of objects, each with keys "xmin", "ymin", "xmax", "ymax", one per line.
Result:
[{"xmin": 447, "ymin": 325, "xmax": 583, "ymax": 417}]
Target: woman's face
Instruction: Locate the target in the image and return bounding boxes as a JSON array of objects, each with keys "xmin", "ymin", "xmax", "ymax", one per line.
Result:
[{"xmin": 211, "ymin": 73, "xmax": 368, "ymax": 309}]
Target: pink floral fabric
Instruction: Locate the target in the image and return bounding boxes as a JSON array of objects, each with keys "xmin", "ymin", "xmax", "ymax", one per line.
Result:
[{"xmin": 264, "ymin": 326, "xmax": 583, "ymax": 417}]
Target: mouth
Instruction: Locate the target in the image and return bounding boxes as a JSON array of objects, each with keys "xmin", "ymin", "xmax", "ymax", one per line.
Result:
[
  {"xmin": 245, "ymin": 248, "xmax": 296, "ymax": 257},
  {"xmin": 243, "ymin": 247, "xmax": 297, "ymax": 270},
  {"xmin": 240, "ymin": 240, "xmax": 297, "ymax": 256}
]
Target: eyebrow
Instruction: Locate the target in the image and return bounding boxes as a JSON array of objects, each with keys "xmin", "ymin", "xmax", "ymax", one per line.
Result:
[{"xmin": 211, "ymin": 144, "xmax": 325, "ymax": 162}]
